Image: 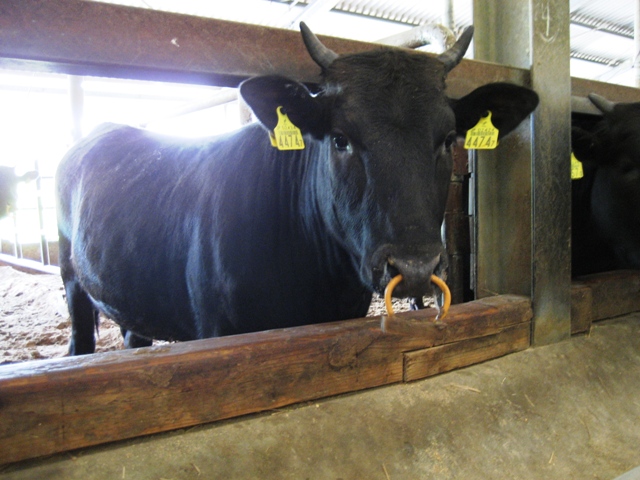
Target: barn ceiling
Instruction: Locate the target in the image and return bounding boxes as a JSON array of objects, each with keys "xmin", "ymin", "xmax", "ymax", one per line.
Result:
[{"xmin": 96, "ymin": 0, "xmax": 639, "ymax": 87}]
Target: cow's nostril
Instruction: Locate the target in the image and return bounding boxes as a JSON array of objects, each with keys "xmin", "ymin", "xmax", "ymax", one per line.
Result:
[
  {"xmin": 385, "ymin": 259, "xmax": 401, "ymax": 279},
  {"xmin": 383, "ymin": 253, "xmax": 443, "ymax": 298}
]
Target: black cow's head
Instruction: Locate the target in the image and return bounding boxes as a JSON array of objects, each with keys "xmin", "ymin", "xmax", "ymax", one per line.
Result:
[
  {"xmin": 0, "ymin": 167, "xmax": 37, "ymax": 219},
  {"xmin": 573, "ymin": 94, "xmax": 640, "ymax": 268},
  {"xmin": 241, "ymin": 24, "xmax": 538, "ymax": 298}
]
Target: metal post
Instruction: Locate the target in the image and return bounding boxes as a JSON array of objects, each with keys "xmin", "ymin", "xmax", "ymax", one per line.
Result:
[
  {"xmin": 69, "ymin": 75, "xmax": 84, "ymax": 143},
  {"xmin": 34, "ymin": 158, "xmax": 50, "ymax": 266},
  {"xmin": 530, "ymin": 0, "xmax": 571, "ymax": 344},
  {"xmin": 473, "ymin": 0, "xmax": 533, "ymax": 299},
  {"xmin": 635, "ymin": 0, "xmax": 640, "ymax": 87},
  {"xmin": 473, "ymin": 0, "xmax": 571, "ymax": 345},
  {"xmin": 443, "ymin": 0, "xmax": 455, "ymax": 30}
]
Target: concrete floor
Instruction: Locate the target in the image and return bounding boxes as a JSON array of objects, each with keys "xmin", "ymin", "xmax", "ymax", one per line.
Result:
[{"xmin": 2, "ymin": 314, "xmax": 640, "ymax": 480}]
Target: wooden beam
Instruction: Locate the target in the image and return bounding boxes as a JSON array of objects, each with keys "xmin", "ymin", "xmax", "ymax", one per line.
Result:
[
  {"xmin": 574, "ymin": 79, "xmax": 640, "ymax": 100},
  {"xmin": 0, "ymin": 0, "xmax": 529, "ymax": 95},
  {"xmin": 570, "ymin": 282, "xmax": 593, "ymax": 335},
  {"xmin": 6, "ymin": 0, "xmax": 636, "ymax": 108},
  {"xmin": 404, "ymin": 323, "xmax": 530, "ymax": 381},
  {"xmin": 0, "ymin": 295, "xmax": 531, "ymax": 464},
  {"xmin": 571, "ymin": 271, "xmax": 640, "ymax": 331}
]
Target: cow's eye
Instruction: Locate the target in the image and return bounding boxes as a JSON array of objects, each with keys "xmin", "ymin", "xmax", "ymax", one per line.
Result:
[
  {"xmin": 444, "ymin": 131, "xmax": 457, "ymax": 150},
  {"xmin": 332, "ymin": 134, "xmax": 352, "ymax": 153}
]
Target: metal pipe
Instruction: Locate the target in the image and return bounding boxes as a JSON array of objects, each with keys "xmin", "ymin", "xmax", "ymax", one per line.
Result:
[
  {"xmin": 443, "ymin": 0, "xmax": 455, "ymax": 30},
  {"xmin": 377, "ymin": 24, "xmax": 456, "ymax": 52},
  {"xmin": 68, "ymin": 75, "xmax": 84, "ymax": 142},
  {"xmin": 281, "ymin": 0, "xmax": 340, "ymax": 29},
  {"xmin": 33, "ymin": 158, "xmax": 50, "ymax": 266}
]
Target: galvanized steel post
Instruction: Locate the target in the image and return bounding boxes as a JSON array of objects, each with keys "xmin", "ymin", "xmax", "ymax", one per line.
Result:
[
  {"xmin": 473, "ymin": 1, "xmax": 533, "ymax": 300},
  {"xmin": 635, "ymin": 0, "xmax": 640, "ymax": 88},
  {"xmin": 530, "ymin": 0, "xmax": 572, "ymax": 345},
  {"xmin": 473, "ymin": 0, "xmax": 571, "ymax": 345}
]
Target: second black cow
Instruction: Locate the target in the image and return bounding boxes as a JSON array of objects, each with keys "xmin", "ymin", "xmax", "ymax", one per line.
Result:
[
  {"xmin": 572, "ymin": 93, "xmax": 640, "ymax": 276},
  {"xmin": 57, "ymin": 24, "xmax": 539, "ymax": 354}
]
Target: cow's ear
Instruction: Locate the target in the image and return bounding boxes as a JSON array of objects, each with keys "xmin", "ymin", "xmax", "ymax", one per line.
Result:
[
  {"xmin": 452, "ymin": 82, "xmax": 539, "ymax": 139},
  {"xmin": 240, "ymin": 75, "xmax": 325, "ymax": 136}
]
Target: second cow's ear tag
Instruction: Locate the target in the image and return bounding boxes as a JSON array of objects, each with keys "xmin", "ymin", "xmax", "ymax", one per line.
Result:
[
  {"xmin": 571, "ymin": 152, "xmax": 584, "ymax": 180},
  {"xmin": 464, "ymin": 111, "xmax": 499, "ymax": 150},
  {"xmin": 270, "ymin": 106, "xmax": 305, "ymax": 151}
]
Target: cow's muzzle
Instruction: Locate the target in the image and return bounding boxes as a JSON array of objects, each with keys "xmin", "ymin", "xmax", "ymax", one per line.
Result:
[{"xmin": 370, "ymin": 244, "xmax": 447, "ymax": 297}]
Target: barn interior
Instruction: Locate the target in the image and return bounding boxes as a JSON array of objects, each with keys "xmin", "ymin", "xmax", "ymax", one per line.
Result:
[{"xmin": 1, "ymin": 0, "xmax": 640, "ymax": 478}]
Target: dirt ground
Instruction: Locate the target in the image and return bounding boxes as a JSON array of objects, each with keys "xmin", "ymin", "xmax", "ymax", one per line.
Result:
[
  {"xmin": 0, "ymin": 266, "xmax": 124, "ymax": 364},
  {"xmin": 0, "ymin": 265, "xmax": 417, "ymax": 365}
]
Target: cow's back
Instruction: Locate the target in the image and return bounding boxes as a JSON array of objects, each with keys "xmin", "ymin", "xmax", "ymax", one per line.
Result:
[
  {"xmin": 57, "ymin": 124, "xmax": 243, "ymax": 340},
  {"xmin": 56, "ymin": 123, "xmax": 371, "ymax": 341}
]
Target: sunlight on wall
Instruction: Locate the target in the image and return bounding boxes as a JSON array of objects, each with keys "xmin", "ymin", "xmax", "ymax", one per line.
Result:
[{"xmin": 0, "ymin": 71, "xmax": 244, "ymax": 248}]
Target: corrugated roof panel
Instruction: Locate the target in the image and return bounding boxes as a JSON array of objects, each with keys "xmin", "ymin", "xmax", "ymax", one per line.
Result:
[
  {"xmin": 336, "ymin": 0, "xmax": 472, "ymax": 28},
  {"xmin": 570, "ymin": 0, "xmax": 634, "ymax": 30}
]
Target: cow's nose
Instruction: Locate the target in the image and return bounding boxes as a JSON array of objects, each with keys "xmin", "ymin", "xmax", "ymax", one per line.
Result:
[
  {"xmin": 370, "ymin": 244, "xmax": 446, "ymax": 297},
  {"xmin": 386, "ymin": 254, "xmax": 443, "ymax": 297}
]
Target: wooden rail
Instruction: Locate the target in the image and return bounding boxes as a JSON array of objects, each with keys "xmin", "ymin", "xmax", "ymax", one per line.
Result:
[
  {"xmin": 571, "ymin": 270, "xmax": 640, "ymax": 334},
  {"xmin": 0, "ymin": 295, "xmax": 532, "ymax": 465},
  {"xmin": 1, "ymin": 270, "xmax": 638, "ymax": 465}
]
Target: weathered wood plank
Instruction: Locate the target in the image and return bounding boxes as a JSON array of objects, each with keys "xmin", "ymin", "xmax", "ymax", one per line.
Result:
[
  {"xmin": 572, "ymin": 78, "xmax": 640, "ymax": 108},
  {"xmin": 572, "ymin": 271, "xmax": 640, "ymax": 323},
  {"xmin": 0, "ymin": 0, "xmax": 530, "ymax": 94},
  {"xmin": 0, "ymin": 295, "xmax": 531, "ymax": 464},
  {"xmin": 570, "ymin": 282, "xmax": 592, "ymax": 335},
  {"xmin": 404, "ymin": 322, "xmax": 530, "ymax": 381}
]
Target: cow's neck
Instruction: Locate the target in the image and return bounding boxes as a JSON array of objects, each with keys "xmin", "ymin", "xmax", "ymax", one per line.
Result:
[{"xmin": 271, "ymin": 136, "xmax": 373, "ymax": 319}]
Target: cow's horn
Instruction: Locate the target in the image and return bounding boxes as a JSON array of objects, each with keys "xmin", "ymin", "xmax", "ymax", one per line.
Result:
[
  {"xmin": 588, "ymin": 93, "xmax": 615, "ymax": 114},
  {"xmin": 437, "ymin": 26, "xmax": 474, "ymax": 73},
  {"xmin": 300, "ymin": 21, "xmax": 338, "ymax": 70}
]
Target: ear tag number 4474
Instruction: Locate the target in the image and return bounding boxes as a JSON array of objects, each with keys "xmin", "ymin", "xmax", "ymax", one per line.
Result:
[
  {"xmin": 464, "ymin": 111, "xmax": 499, "ymax": 150},
  {"xmin": 269, "ymin": 106, "xmax": 305, "ymax": 151}
]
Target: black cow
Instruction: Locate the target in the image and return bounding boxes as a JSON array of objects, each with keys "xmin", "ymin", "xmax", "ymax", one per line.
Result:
[
  {"xmin": 572, "ymin": 93, "xmax": 640, "ymax": 276},
  {"xmin": 57, "ymin": 24, "xmax": 539, "ymax": 355},
  {"xmin": 0, "ymin": 166, "xmax": 37, "ymax": 219}
]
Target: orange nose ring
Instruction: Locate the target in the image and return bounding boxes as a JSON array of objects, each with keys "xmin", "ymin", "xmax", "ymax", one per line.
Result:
[{"xmin": 384, "ymin": 274, "xmax": 451, "ymax": 320}]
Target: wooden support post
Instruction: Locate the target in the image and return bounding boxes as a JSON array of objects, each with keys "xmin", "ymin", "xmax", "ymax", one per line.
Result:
[
  {"xmin": 444, "ymin": 142, "xmax": 471, "ymax": 304},
  {"xmin": 0, "ymin": 295, "xmax": 531, "ymax": 465}
]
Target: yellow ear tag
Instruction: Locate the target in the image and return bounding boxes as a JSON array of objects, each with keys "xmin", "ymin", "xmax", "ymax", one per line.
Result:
[
  {"xmin": 270, "ymin": 106, "xmax": 305, "ymax": 151},
  {"xmin": 571, "ymin": 152, "xmax": 584, "ymax": 180},
  {"xmin": 464, "ymin": 111, "xmax": 499, "ymax": 150}
]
